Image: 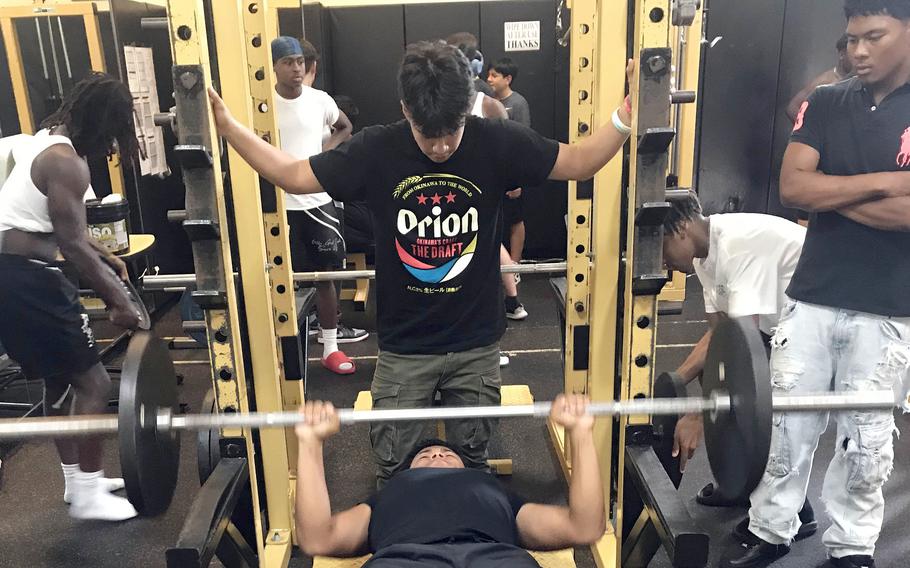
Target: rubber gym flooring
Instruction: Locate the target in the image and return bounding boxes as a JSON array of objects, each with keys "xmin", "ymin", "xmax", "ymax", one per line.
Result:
[{"xmin": 0, "ymin": 274, "xmax": 909, "ymax": 567}]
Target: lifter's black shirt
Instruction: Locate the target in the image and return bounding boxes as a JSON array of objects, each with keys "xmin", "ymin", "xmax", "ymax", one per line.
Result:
[
  {"xmin": 787, "ymin": 78, "xmax": 910, "ymax": 316},
  {"xmin": 363, "ymin": 468, "xmax": 527, "ymax": 552},
  {"xmin": 309, "ymin": 118, "xmax": 559, "ymax": 354}
]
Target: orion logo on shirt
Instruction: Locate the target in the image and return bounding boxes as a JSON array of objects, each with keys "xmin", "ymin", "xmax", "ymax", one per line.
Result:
[
  {"xmin": 393, "ymin": 174, "xmax": 481, "ymax": 286},
  {"xmin": 897, "ymin": 127, "xmax": 910, "ymax": 168}
]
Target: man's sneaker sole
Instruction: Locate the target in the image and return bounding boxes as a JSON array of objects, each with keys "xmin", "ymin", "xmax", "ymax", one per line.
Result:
[{"xmin": 506, "ymin": 309, "xmax": 528, "ymax": 320}]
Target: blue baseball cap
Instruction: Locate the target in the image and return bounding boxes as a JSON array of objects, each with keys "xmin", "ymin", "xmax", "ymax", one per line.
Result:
[{"xmin": 271, "ymin": 36, "xmax": 303, "ymax": 64}]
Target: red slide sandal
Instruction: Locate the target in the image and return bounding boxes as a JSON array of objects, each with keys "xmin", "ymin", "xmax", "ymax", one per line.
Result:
[{"xmin": 322, "ymin": 350, "xmax": 356, "ymax": 375}]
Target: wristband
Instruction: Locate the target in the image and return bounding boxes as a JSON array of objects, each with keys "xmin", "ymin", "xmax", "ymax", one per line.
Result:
[{"xmin": 612, "ymin": 108, "xmax": 632, "ymax": 136}]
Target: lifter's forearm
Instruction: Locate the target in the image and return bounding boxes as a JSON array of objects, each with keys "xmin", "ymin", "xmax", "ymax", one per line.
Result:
[
  {"xmin": 570, "ymin": 106, "xmax": 631, "ymax": 180},
  {"xmin": 221, "ymin": 120, "xmax": 316, "ymax": 194},
  {"xmin": 295, "ymin": 440, "xmax": 335, "ymax": 549},
  {"xmin": 838, "ymin": 196, "xmax": 910, "ymax": 231},
  {"xmin": 676, "ymin": 329, "xmax": 711, "ymax": 383},
  {"xmin": 567, "ymin": 429, "xmax": 606, "ymax": 539}
]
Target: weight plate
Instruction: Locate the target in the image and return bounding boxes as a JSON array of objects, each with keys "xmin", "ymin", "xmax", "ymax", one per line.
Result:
[
  {"xmin": 702, "ymin": 316, "xmax": 772, "ymax": 502},
  {"xmin": 118, "ymin": 331, "xmax": 180, "ymax": 515},
  {"xmin": 124, "ymin": 277, "xmax": 152, "ymax": 331},
  {"xmin": 195, "ymin": 389, "xmax": 258, "ymax": 550},
  {"xmin": 197, "ymin": 388, "xmax": 220, "ymax": 484},
  {"xmin": 653, "ymin": 371, "xmax": 688, "ymax": 488},
  {"xmin": 101, "ymin": 260, "xmax": 152, "ymax": 330}
]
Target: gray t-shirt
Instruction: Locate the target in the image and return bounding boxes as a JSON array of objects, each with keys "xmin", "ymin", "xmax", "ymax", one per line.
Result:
[{"xmin": 501, "ymin": 91, "xmax": 531, "ymax": 127}]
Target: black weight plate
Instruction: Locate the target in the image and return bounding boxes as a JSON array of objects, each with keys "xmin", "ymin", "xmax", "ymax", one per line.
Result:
[
  {"xmin": 196, "ymin": 389, "xmax": 258, "ymax": 550},
  {"xmin": 197, "ymin": 388, "xmax": 221, "ymax": 484},
  {"xmin": 653, "ymin": 371, "xmax": 688, "ymax": 488},
  {"xmin": 119, "ymin": 331, "xmax": 180, "ymax": 515},
  {"xmin": 124, "ymin": 277, "xmax": 152, "ymax": 330},
  {"xmin": 702, "ymin": 316, "xmax": 772, "ymax": 502},
  {"xmin": 100, "ymin": 260, "xmax": 152, "ymax": 330}
]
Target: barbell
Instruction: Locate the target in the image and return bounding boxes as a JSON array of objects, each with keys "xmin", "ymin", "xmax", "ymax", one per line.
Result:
[
  {"xmin": 141, "ymin": 261, "xmax": 568, "ymax": 290},
  {"xmin": 0, "ymin": 318, "xmax": 899, "ymax": 516}
]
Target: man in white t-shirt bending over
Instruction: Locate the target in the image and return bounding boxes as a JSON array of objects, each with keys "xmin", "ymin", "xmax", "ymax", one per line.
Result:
[
  {"xmin": 272, "ymin": 37, "xmax": 367, "ymax": 375},
  {"xmin": 661, "ymin": 192, "xmax": 818, "ymax": 542}
]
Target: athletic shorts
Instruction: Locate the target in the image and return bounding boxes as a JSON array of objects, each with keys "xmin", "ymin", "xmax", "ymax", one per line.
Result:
[
  {"xmin": 287, "ymin": 203, "xmax": 347, "ymax": 271},
  {"xmin": 502, "ymin": 194, "xmax": 523, "ymax": 232},
  {"xmin": 0, "ymin": 254, "xmax": 100, "ymax": 381}
]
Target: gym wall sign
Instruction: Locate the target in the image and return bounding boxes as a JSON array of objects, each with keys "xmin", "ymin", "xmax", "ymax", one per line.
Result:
[{"xmin": 504, "ymin": 21, "xmax": 540, "ymax": 52}]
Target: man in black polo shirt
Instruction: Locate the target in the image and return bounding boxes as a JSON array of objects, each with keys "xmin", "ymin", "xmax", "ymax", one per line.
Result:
[{"xmin": 725, "ymin": 2, "xmax": 910, "ymax": 567}]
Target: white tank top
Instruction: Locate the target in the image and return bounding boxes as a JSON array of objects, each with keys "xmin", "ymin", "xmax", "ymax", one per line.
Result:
[
  {"xmin": 470, "ymin": 92, "xmax": 486, "ymax": 118},
  {"xmin": 0, "ymin": 130, "xmax": 94, "ymax": 234}
]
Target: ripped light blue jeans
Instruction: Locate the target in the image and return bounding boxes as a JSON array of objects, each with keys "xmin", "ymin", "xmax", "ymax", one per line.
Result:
[{"xmin": 748, "ymin": 298, "xmax": 910, "ymax": 559}]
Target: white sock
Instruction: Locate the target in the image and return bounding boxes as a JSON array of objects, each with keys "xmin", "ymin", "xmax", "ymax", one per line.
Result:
[
  {"xmin": 321, "ymin": 327, "xmax": 339, "ymax": 359},
  {"xmin": 63, "ymin": 464, "xmax": 125, "ymax": 503},
  {"xmin": 74, "ymin": 469, "xmax": 103, "ymax": 497},
  {"xmin": 62, "ymin": 463, "xmax": 79, "ymax": 498},
  {"xmin": 70, "ymin": 469, "xmax": 137, "ymax": 521},
  {"xmin": 62, "ymin": 462, "xmax": 80, "ymax": 478}
]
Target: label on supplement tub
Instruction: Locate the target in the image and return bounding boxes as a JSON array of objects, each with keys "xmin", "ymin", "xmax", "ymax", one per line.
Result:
[{"xmin": 88, "ymin": 220, "xmax": 129, "ymax": 253}]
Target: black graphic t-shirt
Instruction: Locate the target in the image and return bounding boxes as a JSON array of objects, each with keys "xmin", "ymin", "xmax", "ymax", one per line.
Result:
[
  {"xmin": 363, "ymin": 468, "xmax": 528, "ymax": 551},
  {"xmin": 787, "ymin": 78, "xmax": 910, "ymax": 316},
  {"xmin": 310, "ymin": 117, "xmax": 559, "ymax": 353}
]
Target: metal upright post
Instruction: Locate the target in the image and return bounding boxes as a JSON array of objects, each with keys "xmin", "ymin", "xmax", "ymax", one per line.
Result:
[{"xmin": 207, "ymin": 0, "xmax": 296, "ymax": 563}]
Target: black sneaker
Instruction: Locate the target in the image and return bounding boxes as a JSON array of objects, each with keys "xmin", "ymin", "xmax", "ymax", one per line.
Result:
[
  {"xmin": 830, "ymin": 556, "xmax": 875, "ymax": 568},
  {"xmin": 506, "ymin": 304, "xmax": 528, "ymax": 320},
  {"xmin": 722, "ymin": 539, "xmax": 790, "ymax": 568},
  {"xmin": 733, "ymin": 516, "xmax": 818, "ymax": 545},
  {"xmin": 504, "ymin": 296, "xmax": 528, "ymax": 320},
  {"xmin": 733, "ymin": 497, "xmax": 817, "ymax": 545},
  {"xmin": 317, "ymin": 324, "xmax": 369, "ymax": 344}
]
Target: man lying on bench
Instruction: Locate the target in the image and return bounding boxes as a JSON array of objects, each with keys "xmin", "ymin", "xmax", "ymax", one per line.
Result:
[{"xmin": 295, "ymin": 394, "xmax": 605, "ymax": 567}]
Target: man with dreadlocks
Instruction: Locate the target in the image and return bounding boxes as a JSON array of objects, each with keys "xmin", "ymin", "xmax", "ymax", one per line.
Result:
[
  {"xmin": 0, "ymin": 72, "xmax": 141, "ymax": 521},
  {"xmin": 659, "ymin": 192, "xmax": 813, "ymax": 525}
]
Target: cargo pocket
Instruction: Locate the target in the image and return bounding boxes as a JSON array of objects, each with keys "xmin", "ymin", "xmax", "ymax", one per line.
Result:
[
  {"xmin": 875, "ymin": 321, "xmax": 910, "ymax": 406},
  {"xmin": 846, "ymin": 417, "xmax": 895, "ymax": 493},
  {"xmin": 766, "ymin": 413, "xmax": 792, "ymax": 478},
  {"xmin": 369, "ymin": 380, "xmax": 402, "ymax": 464},
  {"xmin": 453, "ymin": 372, "xmax": 501, "ymax": 465},
  {"xmin": 477, "ymin": 371, "xmax": 502, "ymax": 406}
]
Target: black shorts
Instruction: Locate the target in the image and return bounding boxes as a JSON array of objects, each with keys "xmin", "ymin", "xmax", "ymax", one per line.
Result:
[
  {"xmin": 502, "ymin": 195, "xmax": 523, "ymax": 230},
  {"xmin": 0, "ymin": 254, "xmax": 100, "ymax": 381},
  {"xmin": 288, "ymin": 203, "xmax": 347, "ymax": 271}
]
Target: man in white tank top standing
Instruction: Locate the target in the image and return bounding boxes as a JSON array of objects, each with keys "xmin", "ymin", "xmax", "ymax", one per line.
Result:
[
  {"xmin": 271, "ymin": 37, "xmax": 367, "ymax": 375},
  {"xmin": 0, "ymin": 73, "xmax": 141, "ymax": 520}
]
